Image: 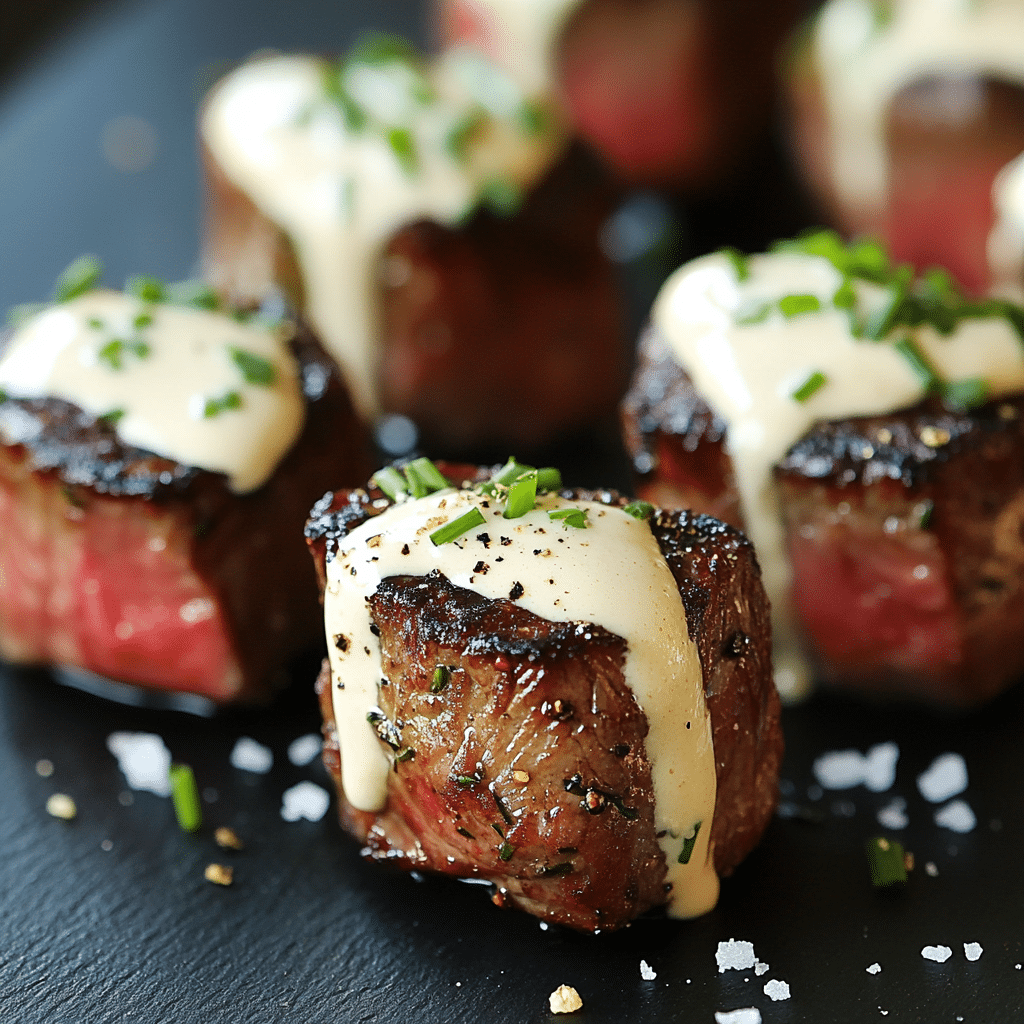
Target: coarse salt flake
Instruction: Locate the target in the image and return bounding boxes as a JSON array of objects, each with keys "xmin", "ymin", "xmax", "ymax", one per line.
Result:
[
  {"xmin": 916, "ymin": 753, "xmax": 968, "ymax": 803},
  {"xmin": 867, "ymin": 963, "xmax": 882, "ymax": 974},
  {"xmin": 876, "ymin": 796, "xmax": 908, "ymax": 830},
  {"xmin": 230, "ymin": 736, "xmax": 273, "ymax": 774},
  {"xmin": 280, "ymin": 780, "xmax": 330, "ymax": 822},
  {"xmin": 287, "ymin": 733, "xmax": 322, "ymax": 766},
  {"xmin": 921, "ymin": 945, "xmax": 953, "ymax": 963},
  {"xmin": 106, "ymin": 732, "xmax": 172, "ymax": 795},
  {"xmin": 548, "ymin": 985, "xmax": 583, "ymax": 1014},
  {"xmin": 717, "ymin": 939, "xmax": 756, "ymax": 973},
  {"xmin": 640, "ymin": 960, "xmax": 657, "ymax": 981},
  {"xmin": 763, "ymin": 979, "xmax": 790, "ymax": 1002},
  {"xmin": 813, "ymin": 742, "xmax": 898, "ymax": 792},
  {"xmin": 934, "ymin": 799, "xmax": 976, "ymax": 834},
  {"xmin": 925, "ymin": 861, "xmax": 938, "ymax": 876},
  {"xmin": 964, "ymin": 942, "xmax": 983, "ymax": 962},
  {"xmin": 715, "ymin": 1010, "xmax": 761, "ymax": 1024},
  {"xmin": 754, "ymin": 961, "xmax": 769, "ymax": 976}
]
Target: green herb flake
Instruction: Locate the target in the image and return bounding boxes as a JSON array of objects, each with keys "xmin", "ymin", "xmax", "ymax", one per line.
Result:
[
  {"xmin": 54, "ymin": 255, "xmax": 102, "ymax": 302},
  {"xmin": 98, "ymin": 340, "xmax": 125, "ymax": 370},
  {"xmin": 622, "ymin": 500, "xmax": 655, "ymax": 521},
  {"xmin": 124, "ymin": 275, "xmax": 165, "ymax": 304},
  {"xmin": 548, "ymin": 507, "xmax": 588, "ymax": 529},
  {"xmin": 498, "ymin": 841, "xmax": 515, "ymax": 861},
  {"xmin": 372, "ymin": 466, "xmax": 409, "ymax": 501},
  {"xmin": 133, "ymin": 311, "xmax": 153, "ymax": 331},
  {"xmin": 169, "ymin": 763, "xmax": 203, "ymax": 833},
  {"xmin": 431, "ymin": 507, "xmax": 487, "ymax": 546},
  {"xmin": 865, "ymin": 836, "xmax": 908, "ymax": 888},
  {"xmin": 832, "ymin": 278, "xmax": 857, "ymax": 310},
  {"xmin": 403, "ymin": 457, "xmax": 448, "ymax": 497},
  {"xmin": 430, "ymin": 665, "xmax": 451, "ymax": 693},
  {"xmin": 395, "ymin": 747, "xmax": 415, "ymax": 763},
  {"xmin": 346, "ymin": 32, "xmax": 419, "ymax": 68},
  {"xmin": 229, "ymin": 347, "xmax": 277, "ymax": 387},
  {"xmin": 943, "ymin": 376, "xmax": 988, "ymax": 410},
  {"xmin": 479, "ymin": 177, "xmax": 524, "ymax": 218},
  {"xmin": 97, "ymin": 408, "xmax": 125, "ymax": 426},
  {"xmin": 791, "ymin": 370, "xmax": 828, "ymax": 403},
  {"xmin": 203, "ymin": 391, "xmax": 243, "ymax": 418},
  {"xmin": 678, "ymin": 821, "xmax": 702, "ymax": 865},
  {"xmin": 165, "ymin": 279, "xmax": 221, "ymax": 311},
  {"xmin": 503, "ymin": 470, "xmax": 538, "ymax": 519},
  {"xmin": 446, "ymin": 110, "xmax": 488, "ymax": 163},
  {"xmin": 721, "ymin": 247, "xmax": 749, "ymax": 282},
  {"xmin": 535, "ymin": 467, "xmax": 562, "ymax": 493},
  {"xmin": 455, "ymin": 773, "xmax": 483, "ymax": 787},
  {"xmin": 518, "ymin": 99, "xmax": 548, "ymax": 137},
  {"xmin": 87, "ymin": 317, "xmax": 104, "ymax": 330},
  {"xmin": 893, "ymin": 336, "xmax": 939, "ymax": 393},
  {"xmin": 918, "ymin": 500, "xmax": 935, "ymax": 530},
  {"xmin": 0, "ymin": 389, "xmax": 7, "ymax": 405},
  {"xmin": 778, "ymin": 293, "xmax": 822, "ymax": 319},
  {"xmin": 386, "ymin": 127, "xmax": 418, "ymax": 176}
]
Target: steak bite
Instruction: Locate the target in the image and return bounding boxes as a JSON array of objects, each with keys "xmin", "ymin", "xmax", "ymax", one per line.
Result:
[
  {"xmin": 306, "ymin": 460, "xmax": 780, "ymax": 932},
  {"xmin": 0, "ymin": 265, "xmax": 369, "ymax": 703},
  {"xmin": 622, "ymin": 234, "xmax": 1024, "ymax": 705},
  {"xmin": 201, "ymin": 36, "xmax": 625, "ymax": 451}
]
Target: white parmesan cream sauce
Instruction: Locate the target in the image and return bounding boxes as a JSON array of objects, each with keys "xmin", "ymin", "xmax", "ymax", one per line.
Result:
[
  {"xmin": 201, "ymin": 50, "xmax": 565, "ymax": 419},
  {"xmin": 0, "ymin": 291, "xmax": 304, "ymax": 493},
  {"xmin": 813, "ymin": 0, "xmax": 1024, "ymax": 219},
  {"xmin": 323, "ymin": 488, "xmax": 719, "ymax": 918},
  {"xmin": 654, "ymin": 251, "xmax": 1024, "ymax": 698}
]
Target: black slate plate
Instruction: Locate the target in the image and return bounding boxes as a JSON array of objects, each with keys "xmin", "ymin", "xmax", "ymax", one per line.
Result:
[{"xmin": 2, "ymin": 2, "xmax": 1023, "ymax": 1022}]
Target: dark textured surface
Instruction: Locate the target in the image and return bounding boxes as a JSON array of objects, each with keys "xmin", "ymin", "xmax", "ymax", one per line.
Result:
[{"xmin": 2, "ymin": 1, "xmax": 1024, "ymax": 1021}]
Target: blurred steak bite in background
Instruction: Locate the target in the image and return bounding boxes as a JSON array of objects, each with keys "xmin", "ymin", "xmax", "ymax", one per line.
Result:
[
  {"xmin": 0, "ymin": 260, "xmax": 369, "ymax": 704},
  {"xmin": 305, "ymin": 459, "xmax": 781, "ymax": 932},
  {"xmin": 623, "ymin": 232, "xmax": 1024, "ymax": 706}
]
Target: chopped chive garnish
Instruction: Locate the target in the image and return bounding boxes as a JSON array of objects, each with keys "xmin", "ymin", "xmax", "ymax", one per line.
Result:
[
  {"xmin": 133, "ymin": 312, "xmax": 153, "ymax": 330},
  {"xmin": 430, "ymin": 665, "xmax": 451, "ymax": 693},
  {"xmin": 721, "ymin": 247, "xmax": 749, "ymax": 282},
  {"xmin": 165, "ymin": 279, "xmax": 220, "ymax": 311},
  {"xmin": 87, "ymin": 317, "xmax": 104, "ymax": 330},
  {"xmin": 918, "ymin": 500, "xmax": 935, "ymax": 530},
  {"xmin": 54, "ymin": 255, "xmax": 102, "ymax": 302},
  {"xmin": 735, "ymin": 300, "xmax": 772, "ymax": 326},
  {"xmin": 430, "ymin": 507, "xmax": 486, "ymax": 546},
  {"xmin": 865, "ymin": 836, "xmax": 907, "ymax": 888},
  {"xmin": 169, "ymin": 763, "xmax": 202, "ymax": 833},
  {"xmin": 229, "ymin": 347, "xmax": 276, "ymax": 387},
  {"xmin": 503, "ymin": 471, "xmax": 538, "ymax": 519},
  {"xmin": 832, "ymin": 278, "xmax": 857, "ymax": 310},
  {"xmin": 893, "ymin": 336, "xmax": 939, "ymax": 392},
  {"xmin": 498, "ymin": 842, "xmax": 515, "ymax": 861},
  {"xmin": 484, "ymin": 458, "xmax": 533, "ymax": 491},
  {"xmin": 535, "ymin": 467, "xmax": 562, "ymax": 493},
  {"xmin": 403, "ymin": 457, "xmax": 448, "ymax": 497},
  {"xmin": 678, "ymin": 821, "xmax": 702, "ymax": 865},
  {"xmin": 778, "ymin": 293, "xmax": 822, "ymax": 319},
  {"xmin": 455, "ymin": 773, "xmax": 482, "ymax": 787},
  {"xmin": 97, "ymin": 408, "xmax": 125, "ymax": 426},
  {"xmin": 203, "ymin": 391, "xmax": 243, "ymax": 418},
  {"xmin": 622, "ymin": 500, "xmax": 655, "ymax": 520},
  {"xmin": 372, "ymin": 466, "xmax": 408, "ymax": 501},
  {"xmin": 548, "ymin": 507, "xmax": 588, "ymax": 529},
  {"xmin": 386, "ymin": 127, "xmax": 418, "ymax": 175},
  {"xmin": 395, "ymin": 747, "xmax": 415, "ymax": 763},
  {"xmin": 791, "ymin": 370, "xmax": 828, "ymax": 403},
  {"xmin": 98, "ymin": 340, "xmax": 125, "ymax": 370},
  {"xmin": 479, "ymin": 177, "xmax": 524, "ymax": 218},
  {"xmin": 942, "ymin": 376, "xmax": 988, "ymax": 410},
  {"xmin": 445, "ymin": 110, "xmax": 487, "ymax": 163},
  {"xmin": 124, "ymin": 275, "xmax": 165, "ymax": 304}
]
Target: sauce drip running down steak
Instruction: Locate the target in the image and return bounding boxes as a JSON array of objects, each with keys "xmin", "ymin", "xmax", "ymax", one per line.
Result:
[{"xmin": 305, "ymin": 464, "xmax": 781, "ymax": 931}]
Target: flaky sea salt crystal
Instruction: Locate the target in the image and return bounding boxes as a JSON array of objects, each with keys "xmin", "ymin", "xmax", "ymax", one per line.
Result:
[
  {"xmin": 877, "ymin": 796, "xmax": 908, "ymax": 829},
  {"xmin": 867, "ymin": 963, "xmax": 882, "ymax": 974},
  {"xmin": 964, "ymin": 942, "xmax": 983, "ymax": 962},
  {"xmin": 106, "ymin": 732, "xmax": 172, "ymax": 795},
  {"xmin": 287, "ymin": 733, "xmax": 322, "ymax": 766},
  {"xmin": 230, "ymin": 737, "xmax": 273, "ymax": 774},
  {"xmin": 921, "ymin": 945, "xmax": 953, "ymax": 963},
  {"xmin": 280, "ymin": 781, "xmax": 330, "ymax": 822},
  {"xmin": 717, "ymin": 939, "xmax": 756, "ymax": 973},
  {"xmin": 917, "ymin": 753, "xmax": 968, "ymax": 803},
  {"xmin": 813, "ymin": 742, "xmax": 899, "ymax": 792},
  {"xmin": 925, "ymin": 862, "xmax": 939, "ymax": 876},
  {"xmin": 934, "ymin": 800, "xmax": 976, "ymax": 834},
  {"xmin": 715, "ymin": 1010, "xmax": 761, "ymax": 1024},
  {"xmin": 640, "ymin": 960, "xmax": 657, "ymax": 981},
  {"xmin": 754, "ymin": 962, "xmax": 769, "ymax": 976},
  {"xmin": 763, "ymin": 980, "xmax": 790, "ymax": 1002}
]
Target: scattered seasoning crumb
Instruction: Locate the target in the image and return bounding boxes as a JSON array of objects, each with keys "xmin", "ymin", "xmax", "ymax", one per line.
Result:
[
  {"xmin": 867, "ymin": 963, "xmax": 882, "ymax": 975},
  {"xmin": 714, "ymin": 1010, "xmax": 761, "ymax": 1024},
  {"xmin": 964, "ymin": 942, "xmax": 983, "ymax": 962},
  {"xmin": 106, "ymin": 732, "xmax": 172, "ymax": 795},
  {"xmin": 934, "ymin": 799, "xmax": 976, "ymax": 834},
  {"xmin": 916, "ymin": 753, "xmax": 968, "ymax": 803},
  {"xmin": 512, "ymin": 770, "xmax": 530, "ymax": 784},
  {"xmin": 287, "ymin": 733, "xmax": 322, "ymax": 766},
  {"xmin": 35, "ymin": 758, "xmax": 54, "ymax": 778},
  {"xmin": 764, "ymin": 980, "xmax": 791, "ymax": 1002},
  {"xmin": 230, "ymin": 737, "xmax": 273, "ymax": 774},
  {"xmin": 548, "ymin": 985, "xmax": 583, "ymax": 1014},
  {"xmin": 717, "ymin": 939, "xmax": 757, "ymax": 973},
  {"xmin": 925, "ymin": 861, "xmax": 938, "ymax": 876},
  {"xmin": 812, "ymin": 742, "xmax": 899, "ymax": 792},
  {"xmin": 921, "ymin": 945, "xmax": 953, "ymax": 963},
  {"xmin": 205, "ymin": 863, "xmax": 234, "ymax": 886},
  {"xmin": 640, "ymin": 960, "xmax": 657, "ymax": 981},
  {"xmin": 280, "ymin": 781, "xmax": 330, "ymax": 822},
  {"xmin": 215, "ymin": 826, "xmax": 245, "ymax": 851},
  {"xmin": 46, "ymin": 794, "xmax": 77, "ymax": 820},
  {"xmin": 100, "ymin": 839, "xmax": 113, "ymax": 852}
]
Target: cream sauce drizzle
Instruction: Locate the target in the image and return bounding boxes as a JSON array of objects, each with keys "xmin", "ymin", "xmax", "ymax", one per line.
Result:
[
  {"xmin": 323, "ymin": 488, "xmax": 719, "ymax": 918},
  {"xmin": 813, "ymin": 0, "xmax": 1024, "ymax": 218},
  {"xmin": 0, "ymin": 291, "xmax": 304, "ymax": 493},
  {"xmin": 201, "ymin": 50, "xmax": 565, "ymax": 420},
  {"xmin": 654, "ymin": 251, "xmax": 1024, "ymax": 698}
]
